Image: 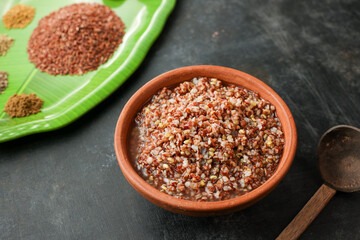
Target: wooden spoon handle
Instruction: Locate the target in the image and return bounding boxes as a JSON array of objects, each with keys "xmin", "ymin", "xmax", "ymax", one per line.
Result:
[{"xmin": 277, "ymin": 184, "xmax": 336, "ymax": 240}]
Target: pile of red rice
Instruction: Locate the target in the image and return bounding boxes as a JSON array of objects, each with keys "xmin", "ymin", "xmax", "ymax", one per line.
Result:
[{"xmin": 27, "ymin": 3, "xmax": 125, "ymax": 75}]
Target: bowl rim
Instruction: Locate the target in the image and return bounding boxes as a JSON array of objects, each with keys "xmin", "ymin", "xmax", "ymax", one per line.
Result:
[{"xmin": 114, "ymin": 65, "xmax": 297, "ymax": 213}]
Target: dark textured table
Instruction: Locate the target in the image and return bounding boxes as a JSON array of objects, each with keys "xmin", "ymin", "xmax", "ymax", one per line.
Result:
[{"xmin": 1, "ymin": 0, "xmax": 360, "ymax": 239}]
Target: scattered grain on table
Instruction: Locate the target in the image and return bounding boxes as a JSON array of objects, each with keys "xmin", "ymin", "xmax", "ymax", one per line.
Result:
[
  {"xmin": 4, "ymin": 93, "xmax": 43, "ymax": 118},
  {"xmin": 2, "ymin": 4, "xmax": 36, "ymax": 29},
  {"xmin": 0, "ymin": 71, "xmax": 8, "ymax": 94},
  {"xmin": 0, "ymin": 34, "xmax": 14, "ymax": 56},
  {"xmin": 27, "ymin": 3, "xmax": 126, "ymax": 76}
]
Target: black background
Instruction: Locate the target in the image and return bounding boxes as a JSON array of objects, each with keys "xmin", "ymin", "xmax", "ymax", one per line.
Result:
[{"xmin": 1, "ymin": 0, "xmax": 360, "ymax": 239}]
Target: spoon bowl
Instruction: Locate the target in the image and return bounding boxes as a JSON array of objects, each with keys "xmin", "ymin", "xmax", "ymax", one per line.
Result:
[{"xmin": 318, "ymin": 125, "xmax": 360, "ymax": 192}]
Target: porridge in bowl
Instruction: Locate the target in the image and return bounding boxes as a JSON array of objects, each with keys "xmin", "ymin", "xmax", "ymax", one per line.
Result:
[{"xmin": 131, "ymin": 77, "xmax": 284, "ymax": 201}]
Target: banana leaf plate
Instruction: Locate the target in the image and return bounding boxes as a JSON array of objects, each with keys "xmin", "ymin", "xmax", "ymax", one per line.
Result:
[{"xmin": 0, "ymin": 0, "xmax": 175, "ymax": 142}]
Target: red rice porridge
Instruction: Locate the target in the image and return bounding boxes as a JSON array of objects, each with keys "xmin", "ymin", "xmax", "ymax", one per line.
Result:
[{"xmin": 132, "ymin": 77, "xmax": 285, "ymax": 201}]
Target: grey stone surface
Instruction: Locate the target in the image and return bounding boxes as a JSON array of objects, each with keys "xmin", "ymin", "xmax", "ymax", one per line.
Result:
[{"xmin": 1, "ymin": 0, "xmax": 359, "ymax": 239}]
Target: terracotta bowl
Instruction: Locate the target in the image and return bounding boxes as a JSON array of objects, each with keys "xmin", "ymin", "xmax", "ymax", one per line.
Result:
[{"xmin": 114, "ymin": 65, "xmax": 297, "ymax": 216}]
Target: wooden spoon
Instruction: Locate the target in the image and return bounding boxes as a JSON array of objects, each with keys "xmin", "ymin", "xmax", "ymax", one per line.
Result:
[{"xmin": 277, "ymin": 125, "xmax": 360, "ymax": 240}]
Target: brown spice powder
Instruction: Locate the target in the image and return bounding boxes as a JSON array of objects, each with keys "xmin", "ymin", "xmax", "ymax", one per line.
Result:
[
  {"xmin": 2, "ymin": 4, "xmax": 36, "ymax": 29},
  {"xmin": 0, "ymin": 34, "xmax": 14, "ymax": 56},
  {"xmin": 27, "ymin": 3, "xmax": 125, "ymax": 76},
  {"xmin": 0, "ymin": 71, "xmax": 8, "ymax": 94},
  {"xmin": 4, "ymin": 93, "xmax": 43, "ymax": 118}
]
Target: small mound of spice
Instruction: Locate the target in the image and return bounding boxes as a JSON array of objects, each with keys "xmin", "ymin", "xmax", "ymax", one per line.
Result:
[
  {"xmin": 27, "ymin": 3, "xmax": 125, "ymax": 76},
  {"xmin": 4, "ymin": 93, "xmax": 43, "ymax": 118},
  {"xmin": 2, "ymin": 4, "xmax": 36, "ymax": 29},
  {"xmin": 0, "ymin": 34, "xmax": 14, "ymax": 56},
  {"xmin": 0, "ymin": 71, "xmax": 9, "ymax": 94}
]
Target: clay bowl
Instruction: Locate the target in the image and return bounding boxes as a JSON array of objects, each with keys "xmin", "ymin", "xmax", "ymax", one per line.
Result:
[{"xmin": 114, "ymin": 65, "xmax": 297, "ymax": 216}]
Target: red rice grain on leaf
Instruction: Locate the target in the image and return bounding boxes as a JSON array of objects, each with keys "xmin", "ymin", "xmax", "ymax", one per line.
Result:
[{"xmin": 27, "ymin": 3, "xmax": 125, "ymax": 76}]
